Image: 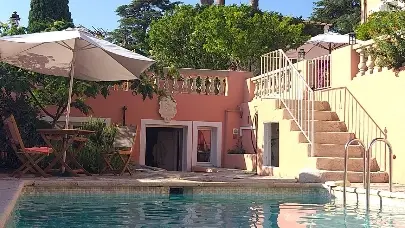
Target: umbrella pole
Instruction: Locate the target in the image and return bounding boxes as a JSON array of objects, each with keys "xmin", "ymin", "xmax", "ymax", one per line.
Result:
[
  {"xmin": 65, "ymin": 70, "xmax": 74, "ymax": 130},
  {"xmin": 62, "ymin": 57, "xmax": 75, "ymax": 174}
]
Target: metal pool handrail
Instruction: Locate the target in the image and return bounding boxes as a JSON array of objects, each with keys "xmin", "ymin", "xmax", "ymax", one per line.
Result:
[
  {"xmin": 365, "ymin": 138, "xmax": 393, "ymax": 212},
  {"xmin": 343, "ymin": 139, "xmax": 366, "ymax": 207}
]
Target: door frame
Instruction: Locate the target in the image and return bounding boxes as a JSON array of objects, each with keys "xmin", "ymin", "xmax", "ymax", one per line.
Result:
[
  {"xmin": 263, "ymin": 121, "xmax": 279, "ymax": 168},
  {"xmin": 192, "ymin": 121, "xmax": 222, "ymax": 168},
  {"xmin": 140, "ymin": 119, "xmax": 193, "ymax": 171}
]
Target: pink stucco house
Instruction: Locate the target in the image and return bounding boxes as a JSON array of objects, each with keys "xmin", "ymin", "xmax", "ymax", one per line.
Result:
[
  {"xmin": 44, "ymin": 0, "xmax": 405, "ymax": 185},
  {"xmin": 50, "ymin": 69, "xmax": 259, "ymax": 173}
]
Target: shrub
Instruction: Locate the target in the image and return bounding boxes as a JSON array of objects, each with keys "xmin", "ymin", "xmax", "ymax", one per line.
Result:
[
  {"xmin": 77, "ymin": 119, "xmax": 117, "ymax": 173},
  {"xmin": 356, "ymin": 10, "xmax": 405, "ymax": 70},
  {"xmin": 227, "ymin": 139, "xmax": 247, "ymax": 154}
]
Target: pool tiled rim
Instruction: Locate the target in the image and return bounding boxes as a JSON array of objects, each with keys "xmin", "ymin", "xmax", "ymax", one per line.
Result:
[
  {"xmin": 2, "ymin": 179, "xmax": 405, "ymax": 228},
  {"xmin": 0, "ymin": 179, "xmax": 325, "ymax": 227}
]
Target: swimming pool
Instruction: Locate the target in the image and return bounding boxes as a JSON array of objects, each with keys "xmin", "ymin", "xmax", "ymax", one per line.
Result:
[{"xmin": 6, "ymin": 190, "xmax": 405, "ymax": 228}]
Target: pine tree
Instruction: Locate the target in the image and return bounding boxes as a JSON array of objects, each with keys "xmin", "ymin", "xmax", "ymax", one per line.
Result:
[
  {"xmin": 28, "ymin": 0, "xmax": 73, "ymax": 33},
  {"xmin": 201, "ymin": 0, "xmax": 214, "ymax": 5},
  {"xmin": 250, "ymin": 0, "xmax": 258, "ymax": 10},
  {"xmin": 216, "ymin": 0, "xmax": 225, "ymax": 5},
  {"xmin": 311, "ymin": 0, "xmax": 360, "ymax": 34},
  {"xmin": 110, "ymin": 0, "xmax": 179, "ymax": 56}
]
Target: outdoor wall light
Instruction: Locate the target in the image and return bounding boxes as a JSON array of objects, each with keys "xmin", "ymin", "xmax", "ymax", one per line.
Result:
[
  {"xmin": 298, "ymin": 48, "xmax": 306, "ymax": 60},
  {"xmin": 10, "ymin": 11, "xmax": 20, "ymax": 26},
  {"xmin": 349, "ymin": 32, "xmax": 357, "ymax": 45}
]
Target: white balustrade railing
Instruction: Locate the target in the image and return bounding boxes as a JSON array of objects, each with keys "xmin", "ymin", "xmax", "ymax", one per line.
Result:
[
  {"xmin": 354, "ymin": 40, "xmax": 384, "ymax": 76},
  {"xmin": 252, "ymin": 50, "xmax": 315, "ymax": 155},
  {"xmin": 307, "ymin": 54, "xmax": 331, "ymax": 90},
  {"xmin": 156, "ymin": 75, "xmax": 227, "ymax": 95},
  {"xmin": 112, "ymin": 74, "xmax": 227, "ymax": 96}
]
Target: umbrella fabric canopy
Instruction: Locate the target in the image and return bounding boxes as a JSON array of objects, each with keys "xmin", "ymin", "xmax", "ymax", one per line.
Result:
[
  {"xmin": 286, "ymin": 32, "xmax": 351, "ymax": 60},
  {"xmin": 0, "ymin": 28, "xmax": 155, "ymax": 128},
  {"xmin": 305, "ymin": 32, "xmax": 350, "ymax": 53},
  {"xmin": 285, "ymin": 43, "xmax": 331, "ymax": 60},
  {"xmin": 0, "ymin": 28, "xmax": 154, "ymax": 81}
]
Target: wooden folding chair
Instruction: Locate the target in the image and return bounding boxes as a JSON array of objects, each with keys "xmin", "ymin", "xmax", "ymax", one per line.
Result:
[
  {"xmin": 2, "ymin": 115, "xmax": 52, "ymax": 178},
  {"xmin": 100, "ymin": 125, "xmax": 137, "ymax": 176}
]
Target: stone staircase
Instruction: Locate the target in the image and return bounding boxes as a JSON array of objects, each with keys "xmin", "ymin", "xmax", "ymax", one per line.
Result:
[{"xmin": 278, "ymin": 100, "xmax": 389, "ymax": 183}]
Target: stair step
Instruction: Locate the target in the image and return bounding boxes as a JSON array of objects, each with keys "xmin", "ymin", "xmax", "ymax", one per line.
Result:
[
  {"xmin": 312, "ymin": 144, "xmax": 364, "ymax": 158},
  {"xmin": 311, "ymin": 157, "xmax": 379, "ymax": 172},
  {"xmin": 290, "ymin": 120, "xmax": 347, "ymax": 132},
  {"xmin": 319, "ymin": 171, "xmax": 388, "ymax": 183},
  {"xmin": 299, "ymin": 170, "xmax": 388, "ymax": 183},
  {"xmin": 296, "ymin": 132, "xmax": 355, "ymax": 144},
  {"xmin": 283, "ymin": 109, "xmax": 339, "ymax": 121},
  {"xmin": 277, "ymin": 100, "xmax": 331, "ymax": 111}
]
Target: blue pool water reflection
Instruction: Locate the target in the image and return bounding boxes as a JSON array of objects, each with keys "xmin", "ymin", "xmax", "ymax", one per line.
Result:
[{"xmin": 6, "ymin": 193, "xmax": 405, "ymax": 227}]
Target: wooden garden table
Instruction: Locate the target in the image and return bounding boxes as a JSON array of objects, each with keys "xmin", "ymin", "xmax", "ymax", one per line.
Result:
[{"xmin": 37, "ymin": 129, "xmax": 94, "ymax": 177}]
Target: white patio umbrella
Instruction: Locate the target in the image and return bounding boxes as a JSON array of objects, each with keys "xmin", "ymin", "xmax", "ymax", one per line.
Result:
[
  {"xmin": 0, "ymin": 28, "xmax": 154, "ymax": 173},
  {"xmin": 305, "ymin": 31, "xmax": 350, "ymax": 53},
  {"xmin": 286, "ymin": 32, "xmax": 351, "ymax": 60},
  {"xmin": 0, "ymin": 28, "xmax": 155, "ymax": 128},
  {"xmin": 285, "ymin": 43, "xmax": 331, "ymax": 60}
]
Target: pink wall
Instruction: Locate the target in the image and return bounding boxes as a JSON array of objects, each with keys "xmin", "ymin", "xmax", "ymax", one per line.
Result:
[{"xmin": 53, "ymin": 70, "xmax": 253, "ymax": 165}]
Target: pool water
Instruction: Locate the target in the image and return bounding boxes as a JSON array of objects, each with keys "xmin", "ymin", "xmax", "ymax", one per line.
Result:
[{"xmin": 6, "ymin": 193, "xmax": 405, "ymax": 227}]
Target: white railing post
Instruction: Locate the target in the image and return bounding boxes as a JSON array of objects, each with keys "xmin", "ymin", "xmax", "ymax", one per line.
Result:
[{"xmin": 356, "ymin": 47, "xmax": 367, "ymax": 77}]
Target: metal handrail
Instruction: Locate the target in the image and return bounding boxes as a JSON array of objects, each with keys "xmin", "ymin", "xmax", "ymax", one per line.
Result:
[
  {"xmin": 343, "ymin": 138, "xmax": 394, "ymax": 212},
  {"xmin": 365, "ymin": 138, "xmax": 393, "ymax": 211},
  {"xmin": 343, "ymin": 139, "xmax": 366, "ymax": 207},
  {"xmin": 256, "ymin": 50, "xmax": 315, "ymax": 156}
]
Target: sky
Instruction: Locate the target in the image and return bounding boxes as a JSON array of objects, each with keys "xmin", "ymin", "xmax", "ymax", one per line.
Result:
[{"xmin": 0, "ymin": 0, "xmax": 315, "ymax": 32}]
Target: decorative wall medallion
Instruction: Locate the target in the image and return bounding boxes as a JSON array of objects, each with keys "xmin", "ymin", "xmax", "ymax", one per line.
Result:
[{"xmin": 159, "ymin": 96, "xmax": 177, "ymax": 123}]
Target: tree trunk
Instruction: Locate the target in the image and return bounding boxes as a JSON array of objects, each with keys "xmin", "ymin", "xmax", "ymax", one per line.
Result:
[
  {"xmin": 250, "ymin": 0, "xmax": 259, "ymax": 10},
  {"xmin": 216, "ymin": 0, "xmax": 225, "ymax": 5},
  {"xmin": 200, "ymin": 0, "xmax": 214, "ymax": 5}
]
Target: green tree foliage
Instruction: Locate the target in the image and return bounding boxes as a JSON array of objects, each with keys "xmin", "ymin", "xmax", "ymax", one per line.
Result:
[
  {"xmin": 291, "ymin": 17, "xmax": 324, "ymax": 38},
  {"xmin": 28, "ymin": 0, "xmax": 73, "ymax": 33},
  {"xmin": 148, "ymin": 5, "xmax": 309, "ymax": 73},
  {"xmin": 310, "ymin": 0, "xmax": 361, "ymax": 34},
  {"xmin": 356, "ymin": 10, "xmax": 405, "ymax": 70},
  {"xmin": 109, "ymin": 0, "xmax": 180, "ymax": 56}
]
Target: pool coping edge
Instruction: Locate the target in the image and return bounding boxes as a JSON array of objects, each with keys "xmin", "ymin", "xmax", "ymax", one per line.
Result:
[
  {"xmin": 2, "ymin": 180, "xmax": 405, "ymax": 227},
  {"xmin": 0, "ymin": 181, "xmax": 24, "ymax": 228},
  {"xmin": 331, "ymin": 185, "xmax": 405, "ymax": 200}
]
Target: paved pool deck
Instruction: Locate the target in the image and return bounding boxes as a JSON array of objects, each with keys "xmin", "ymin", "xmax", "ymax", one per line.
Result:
[{"xmin": 0, "ymin": 168, "xmax": 298, "ymax": 185}]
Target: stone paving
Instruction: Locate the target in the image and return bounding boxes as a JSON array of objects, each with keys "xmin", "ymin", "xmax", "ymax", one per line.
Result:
[{"xmin": 0, "ymin": 168, "xmax": 297, "ymax": 184}]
